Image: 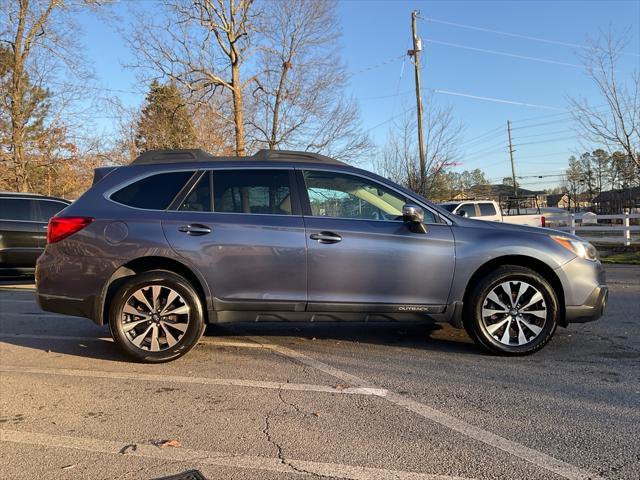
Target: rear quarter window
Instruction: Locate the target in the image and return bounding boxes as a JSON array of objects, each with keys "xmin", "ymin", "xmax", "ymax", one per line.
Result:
[{"xmin": 111, "ymin": 171, "xmax": 194, "ymax": 210}]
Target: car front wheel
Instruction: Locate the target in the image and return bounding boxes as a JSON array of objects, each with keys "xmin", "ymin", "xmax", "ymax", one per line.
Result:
[
  {"xmin": 109, "ymin": 270, "xmax": 205, "ymax": 363},
  {"xmin": 464, "ymin": 266, "xmax": 559, "ymax": 355}
]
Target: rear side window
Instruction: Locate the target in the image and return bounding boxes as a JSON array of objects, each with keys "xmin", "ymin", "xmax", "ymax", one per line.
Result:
[
  {"xmin": 0, "ymin": 198, "xmax": 36, "ymax": 221},
  {"xmin": 213, "ymin": 170, "xmax": 292, "ymax": 215},
  {"xmin": 478, "ymin": 203, "xmax": 497, "ymax": 216},
  {"xmin": 36, "ymin": 200, "xmax": 68, "ymax": 222},
  {"xmin": 179, "ymin": 172, "xmax": 212, "ymax": 212},
  {"xmin": 111, "ymin": 171, "xmax": 194, "ymax": 210}
]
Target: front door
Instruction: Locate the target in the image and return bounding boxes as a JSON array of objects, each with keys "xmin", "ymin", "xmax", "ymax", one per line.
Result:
[
  {"xmin": 162, "ymin": 169, "xmax": 307, "ymax": 310},
  {"xmin": 299, "ymin": 169, "xmax": 455, "ymax": 309}
]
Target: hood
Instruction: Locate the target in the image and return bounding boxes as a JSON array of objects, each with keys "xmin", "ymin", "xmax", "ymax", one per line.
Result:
[{"xmin": 453, "ymin": 216, "xmax": 581, "ymax": 240}]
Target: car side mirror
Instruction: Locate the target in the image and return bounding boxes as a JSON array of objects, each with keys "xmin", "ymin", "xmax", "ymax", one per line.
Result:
[
  {"xmin": 457, "ymin": 210, "xmax": 468, "ymax": 218},
  {"xmin": 402, "ymin": 204, "xmax": 427, "ymax": 234}
]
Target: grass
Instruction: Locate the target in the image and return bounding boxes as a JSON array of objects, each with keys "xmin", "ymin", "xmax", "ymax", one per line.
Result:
[{"xmin": 601, "ymin": 251, "xmax": 640, "ymax": 265}]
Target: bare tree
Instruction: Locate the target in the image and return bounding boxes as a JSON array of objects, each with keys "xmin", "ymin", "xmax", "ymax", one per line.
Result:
[
  {"xmin": 376, "ymin": 101, "xmax": 464, "ymax": 197},
  {"xmin": 568, "ymin": 31, "xmax": 640, "ymax": 170},
  {"xmin": 249, "ymin": 0, "xmax": 369, "ymax": 162},
  {"xmin": 1, "ymin": 0, "xmax": 104, "ymax": 192},
  {"xmin": 126, "ymin": 0, "xmax": 257, "ymax": 155}
]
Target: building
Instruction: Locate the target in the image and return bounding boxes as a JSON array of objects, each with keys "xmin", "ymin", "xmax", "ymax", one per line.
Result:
[{"xmin": 592, "ymin": 186, "xmax": 640, "ymax": 214}]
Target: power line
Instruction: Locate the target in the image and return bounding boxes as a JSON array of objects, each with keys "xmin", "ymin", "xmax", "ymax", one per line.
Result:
[
  {"xmin": 423, "ymin": 38, "xmax": 584, "ymax": 68},
  {"xmin": 515, "ymin": 135, "xmax": 579, "ymax": 146},
  {"xmin": 422, "ymin": 17, "xmax": 640, "ymax": 57},
  {"xmin": 432, "ymin": 89, "xmax": 565, "ymax": 110}
]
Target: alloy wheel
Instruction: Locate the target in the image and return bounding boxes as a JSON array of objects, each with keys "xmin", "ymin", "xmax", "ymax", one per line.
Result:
[
  {"xmin": 121, "ymin": 285, "xmax": 190, "ymax": 352},
  {"xmin": 481, "ymin": 280, "xmax": 547, "ymax": 346}
]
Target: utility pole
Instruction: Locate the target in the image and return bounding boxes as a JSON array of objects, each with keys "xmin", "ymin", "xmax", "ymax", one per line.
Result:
[
  {"xmin": 409, "ymin": 10, "xmax": 426, "ymax": 193},
  {"xmin": 507, "ymin": 120, "xmax": 519, "ymax": 214}
]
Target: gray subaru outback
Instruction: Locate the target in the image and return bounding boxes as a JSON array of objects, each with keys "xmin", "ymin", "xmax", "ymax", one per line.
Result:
[{"xmin": 36, "ymin": 149, "xmax": 607, "ymax": 362}]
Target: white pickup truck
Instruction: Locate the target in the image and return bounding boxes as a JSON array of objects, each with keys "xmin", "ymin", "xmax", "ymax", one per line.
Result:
[{"xmin": 439, "ymin": 200, "xmax": 546, "ymax": 227}]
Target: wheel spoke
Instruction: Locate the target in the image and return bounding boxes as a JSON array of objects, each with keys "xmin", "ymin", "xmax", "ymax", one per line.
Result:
[
  {"xmin": 482, "ymin": 308, "xmax": 508, "ymax": 317},
  {"xmin": 161, "ymin": 289, "xmax": 180, "ymax": 314},
  {"xmin": 519, "ymin": 317, "xmax": 543, "ymax": 335},
  {"xmin": 513, "ymin": 282, "xmax": 527, "ymax": 307},
  {"xmin": 486, "ymin": 291, "xmax": 509, "ymax": 310},
  {"xmin": 162, "ymin": 321, "xmax": 188, "ymax": 333},
  {"xmin": 522, "ymin": 291, "xmax": 543, "ymax": 310},
  {"xmin": 515, "ymin": 319, "xmax": 528, "ymax": 345},
  {"xmin": 133, "ymin": 289, "xmax": 154, "ymax": 312},
  {"xmin": 123, "ymin": 304, "xmax": 150, "ymax": 318},
  {"xmin": 500, "ymin": 318, "xmax": 512, "ymax": 343},
  {"xmin": 131, "ymin": 325, "xmax": 152, "ymax": 347},
  {"xmin": 122, "ymin": 318, "xmax": 150, "ymax": 332},
  {"xmin": 150, "ymin": 325, "xmax": 160, "ymax": 351},
  {"xmin": 522, "ymin": 309, "xmax": 546, "ymax": 319},
  {"xmin": 486, "ymin": 317, "xmax": 510, "ymax": 335},
  {"xmin": 151, "ymin": 286, "xmax": 162, "ymax": 312},
  {"xmin": 160, "ymin": 323, "xmax": 178, "ymax": 347},
  {"xmin": 499, "ymin": 282, "xmax": 515, "ymax": 307},
  {"xmin": 163, "ymin": 305, "xmax": 190, "ymax": 316}
]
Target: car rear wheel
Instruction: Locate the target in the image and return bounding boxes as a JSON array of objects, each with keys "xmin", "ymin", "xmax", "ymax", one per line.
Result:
[
  {"xmin": 464, "ymin": 266, "xmax": 559, "ymax": 355},
  {"xmin": 109, "ymin": 270, "xmax": 205, "ymax": 363}
]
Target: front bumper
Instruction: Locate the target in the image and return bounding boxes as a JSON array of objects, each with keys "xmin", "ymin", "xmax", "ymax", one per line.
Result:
[{"xmin": 565, "ymin": 285, "xmax": 608, "ymax": 323}]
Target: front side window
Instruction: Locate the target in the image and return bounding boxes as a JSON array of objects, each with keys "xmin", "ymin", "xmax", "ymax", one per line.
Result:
[
  {"xmin": 303, "ymin": 171, "xmax": 429, "ymax": 222},
  {"xmin": 0, "ymin": 198, "xmax": 36, "ymax": 221},
  {"xmin": 457, "ymin": 203, "xmax": 477, "ymax": 217},
  {"xmin": 478, "ymin": 203, "xmax": 497, "ymax": 216},
  {"xmin": 213, "ymin": 170, "xmax": 292, "ymax": 215},
  {"xmin": 111, "ymin": 171, "xmax": 194, "ymax": 210}
]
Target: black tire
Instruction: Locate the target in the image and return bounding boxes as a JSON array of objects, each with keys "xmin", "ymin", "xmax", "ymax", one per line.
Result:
[
  {"xmin": 463, "ymin": 266, "xmax": 559, "ymax": 355},
  {"xmin": 108, "ymin": 270, "xmax": 205, "ymax": 363}
]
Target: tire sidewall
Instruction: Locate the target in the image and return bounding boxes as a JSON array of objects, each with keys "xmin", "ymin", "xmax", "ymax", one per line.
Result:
[
  {"xmin": 466, "ymin": 267, "xmax": 559, "ymax": 355},
  {"xmin": 109, "ymin": 270, "xmax": 205, "ymax": 363}
]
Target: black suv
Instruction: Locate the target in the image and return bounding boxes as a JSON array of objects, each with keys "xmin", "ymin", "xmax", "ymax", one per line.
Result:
[{"xmin": 0, "ymin": 192, "xmax": 70, "ymax": 276}]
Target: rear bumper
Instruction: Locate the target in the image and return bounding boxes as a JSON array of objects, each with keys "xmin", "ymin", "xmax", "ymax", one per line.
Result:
[
  {"xmin": 565, "ymin": 285, "xmax": 608, "ymax": 323},
  {"xmin": 36, "ymin": 293, "xmax": 96, "ymax": 320}
]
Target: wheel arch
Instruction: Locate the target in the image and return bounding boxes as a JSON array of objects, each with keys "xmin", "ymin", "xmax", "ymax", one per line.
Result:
[
  {"xmin": 462, "ymin": 255, "xmax": 566, "ymax": 326},
  {"xmin": 97, "ymin": 256, "xmax": 211, "ymax": 325}
]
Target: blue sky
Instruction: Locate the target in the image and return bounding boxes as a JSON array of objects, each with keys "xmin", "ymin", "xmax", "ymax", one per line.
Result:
[{"xmin": 78, "ymin": 0, "xmax": 640, "ymax": 189}]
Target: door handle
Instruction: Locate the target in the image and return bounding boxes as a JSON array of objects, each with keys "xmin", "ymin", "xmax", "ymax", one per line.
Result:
[
  {"xmin": 310, "ymin": 231, "xmax": 342, "ymax": 244},
  {"xmin": 178, "ymin": 224, "xmax": 212, "ymax": 236}
]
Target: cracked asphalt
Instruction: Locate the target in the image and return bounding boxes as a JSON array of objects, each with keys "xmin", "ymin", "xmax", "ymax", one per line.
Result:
[{"xmin": 0, "ymin": 264, "xmax": 638, "ymax": 480}]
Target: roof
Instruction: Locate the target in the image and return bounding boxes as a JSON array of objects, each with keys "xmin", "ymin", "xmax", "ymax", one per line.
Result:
[
  {"xmin": 0, "ymin": 191, "xmax": 70, "ymax": 202},
  {"xmin": 130, "ymin": 149, "xmax": 346, "ymax": 166},
  {"xmin": 592, "ymin": 186, "xmax": 640, "ymax": 203},
  {"xmin": 468, "ymin": 184, "xmax": 544, "ymax": 197}
]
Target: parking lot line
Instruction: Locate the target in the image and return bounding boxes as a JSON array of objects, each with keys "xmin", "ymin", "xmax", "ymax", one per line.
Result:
[
  {"xmin": 0, "ymin": 364, "xmax": 388, "ymax": 397},
  {"xmin": 0, "ymin": 332, "xmax": 264, "ymax": 349},
  {"xmin": 247, "ymin": 336, "xmax": 603, "ymax": 480},
  {"xmin": 0, "ymin": 429, "xmax": 474, "ymax": 480}
]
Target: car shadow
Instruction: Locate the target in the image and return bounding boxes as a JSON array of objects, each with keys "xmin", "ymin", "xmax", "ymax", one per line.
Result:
[{"xmin": 206, "ymin": 320, "xmax": 483, "ymax": 356}]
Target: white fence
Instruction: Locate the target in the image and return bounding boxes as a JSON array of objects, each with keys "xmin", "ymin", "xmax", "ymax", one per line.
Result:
[{"xmin": 547, "ymin": 213, "xmax": 640, "ymax": 246}]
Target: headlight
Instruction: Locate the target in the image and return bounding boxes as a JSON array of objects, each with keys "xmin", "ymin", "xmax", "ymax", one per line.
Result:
[{"xmin": 551, "ymin": 235, "xmax": 599, "ymax": 261}]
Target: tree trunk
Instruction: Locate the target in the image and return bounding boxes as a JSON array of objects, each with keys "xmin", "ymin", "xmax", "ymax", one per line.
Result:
[
  {"xmin": 269, "ymin": 61, "xmax": 291, "ymax": 150},
  {"xmin": 231, "ymin": 62, "xmax": 245, "ymax": 156}
]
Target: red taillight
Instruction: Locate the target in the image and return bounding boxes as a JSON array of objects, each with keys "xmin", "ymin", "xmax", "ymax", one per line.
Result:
[
  {"xmin": 541, "ymin": 216, "xmax": 546, "ymax": 228},
  {"xmin": 47, "ymin": 217, "xmax": 94, "ymax": 244}
]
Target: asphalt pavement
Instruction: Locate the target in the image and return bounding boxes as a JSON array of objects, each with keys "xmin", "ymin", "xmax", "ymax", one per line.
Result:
[{"xmin": 0, "ymin": 265, "xmax": 638, "ymax": 480}]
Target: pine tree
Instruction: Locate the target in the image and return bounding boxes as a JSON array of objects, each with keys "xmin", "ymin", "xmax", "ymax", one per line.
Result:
[{"xmin": 134, "ymin": 81, "xmax": 196, "ymax": 153}]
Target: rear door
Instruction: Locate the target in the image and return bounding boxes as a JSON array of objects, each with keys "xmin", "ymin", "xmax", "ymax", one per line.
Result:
[
  {"xmin": 162, "ymin": 168, "xmax": 307, "ymax": 311},
  {"xmin": 299, "ymin": 169, "xmax": 455, "ymax": 309},
  {"xmin": 0, "ymin": 197, "xmax": 43, "ymax": 270}
]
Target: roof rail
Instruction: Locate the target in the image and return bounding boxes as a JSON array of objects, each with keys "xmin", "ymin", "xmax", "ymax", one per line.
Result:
[{"xmin": 130, "ymin": 148, "xmax": 345, "ymax": 166}]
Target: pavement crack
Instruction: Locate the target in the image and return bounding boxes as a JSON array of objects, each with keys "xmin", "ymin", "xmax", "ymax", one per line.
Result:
[{"xmin": 261, "ymin": 388, "xmax": 328, "ymax": 478}]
